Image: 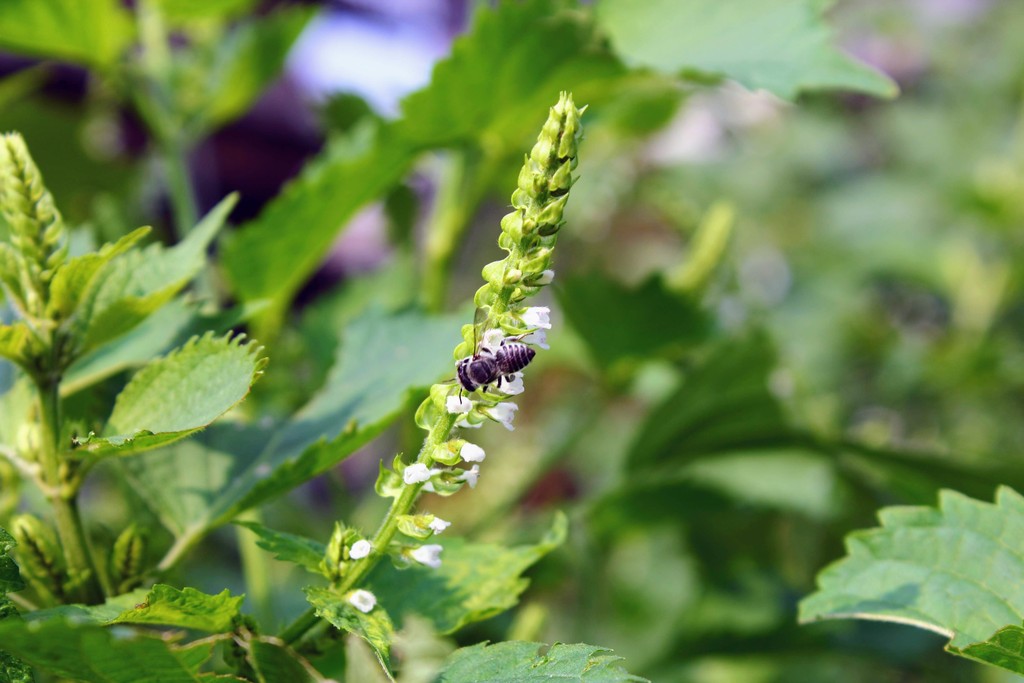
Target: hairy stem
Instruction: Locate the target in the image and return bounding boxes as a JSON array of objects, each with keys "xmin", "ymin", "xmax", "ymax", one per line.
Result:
[
  {"xmin": 282, "ymin": 413, "xmax": 458, "ymax": 646},
  {"xmin": 35, "ymin": 377, "xmax": 103, "ymax": 604}
]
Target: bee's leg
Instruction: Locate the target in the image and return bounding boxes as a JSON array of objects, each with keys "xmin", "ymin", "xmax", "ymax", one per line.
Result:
[{"xmin": 495, "ymin": 376, "xmax": 504, "ymax": 390}]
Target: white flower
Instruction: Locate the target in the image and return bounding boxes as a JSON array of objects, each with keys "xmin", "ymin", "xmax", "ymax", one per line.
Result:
[
  {"xmin": 535, "ymin": 269, "xmax": 555, "ymax": 285},
  {"xmin": 460, "ymin": 464, "xmax": 481, "ymax": 488},
  {"xmin": 499, "ymin": 372, "xmax": 524, "ymax": 395},
  {"xmin": 460, "ymin": 442, "xmax": 486, "ymax": 463},
  {"xmin": 485, "ymin": 402, "xmax": 518, "ymax": 431},
  {"xmin": 428, "ymin": 517, "xmax": 451, "ymax": 534},
  {"xmin": 521, "ymin": 306, "xmax": 551, "ymax": 329},
  {"xmin": 348, "ymin": 589, "xmax": 377, "ymax": 613},
  {"xmin": 522, "ymin": 329, "xmax": 549, "ymax": 350},
  {"xmin": 403, "ymin": 463, "xmax": 436, "ymax": 485},
  {"xmin": 481, "ymin": 329, "xmax": 506, "ymax": 349},
  {"xmin": 410, "ymin": 544, "xmax": 443, "ymax": 568},
  {"xmin": 349, "ymin": 540, "xmax": 372, "ymax": 560},
  {"xmin": 446, "ymin": 395, "xmax": 473, "ymax": 414}
]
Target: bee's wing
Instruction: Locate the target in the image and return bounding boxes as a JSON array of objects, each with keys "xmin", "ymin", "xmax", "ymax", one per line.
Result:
[{"xmin": 471, "ymin": 305, "xmax": 490, "ymax": 350}]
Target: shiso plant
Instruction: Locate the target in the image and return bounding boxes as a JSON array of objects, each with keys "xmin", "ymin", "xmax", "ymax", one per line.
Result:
[{"xmin": 0, "ymin": 94, "xmax": 647, "ymax": 681}]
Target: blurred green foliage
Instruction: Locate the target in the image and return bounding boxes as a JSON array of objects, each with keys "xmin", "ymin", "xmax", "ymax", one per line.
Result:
[{"xmin": 1, "ymin": 0, "xmax": 1022, "ymax": 680}]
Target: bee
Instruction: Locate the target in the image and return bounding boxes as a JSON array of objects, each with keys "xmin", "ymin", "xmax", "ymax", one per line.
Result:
[{"xmin": 456, "ymin": 335, "xmax": 535, "ymax": 394}]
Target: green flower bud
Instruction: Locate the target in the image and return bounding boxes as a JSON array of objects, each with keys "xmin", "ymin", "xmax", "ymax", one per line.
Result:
[
  {"xmin": 0, "ymin": 133, "xmax": 67, "ymax": 318},
  {"xmin": 10, "ymin": 514, "xmax": 66, "ymax": 606},
  {"xmin": 109, "ymin": 524, "xmax": 148, "ymax": 595}
]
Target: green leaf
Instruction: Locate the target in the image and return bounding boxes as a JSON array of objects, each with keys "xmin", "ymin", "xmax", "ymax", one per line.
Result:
[
  {"xmin": 369, "ymin": 513, "xmax": 567, "ymax": 634},
  {"xmin": 0, "ymin": 526, "xmax": 24, "ymax": 596},
  {"xmin": 396, "ymin": 0, "xmax": 622, "ymax": 149},
  {"xmin": 949, "ymin": 624, "xmax": 1024, "ymax": 675},
  {"xmin": 305, "ymin": 586, "xmax": 394, "ymax": 667},
  {"xmin": 123, "ymin": 308, "xmax": 460, "ymax": 538},
  {"xmin": 235, "ymin": 522, "xmax": 326, "ymax": 576},
  {"xmin": 48, "ymin": 227, "xmax": 150, "ymax": 322},
  {"xmin": 0, "ymin": 0, "xmax": 133, "ymax": 68},
  {"xmin": 246, "ymin": 637, "xmax": 325, "ymax": 683},
  {"xmin": 557, "ymin": 273, "xmax": 711, "ymax": 374},
  {"xmin": 201, "ymin": 7, "xmax": 315, "ymax": 129},
  {"xmin": 222, "ymin": 122, "xmax": 415, "ymax": 328},
  {"xmin": 626, "ymin": 332, "xmax": 790, "ymax": 471},
  {"xmin": 80, "ymin": 332, "xmax": 264, "ymax": 457},
  {"xmin": 800, "ymin": 486, "xmax": 1024, "ymax": 669},
  {"xmin": 155, "ymin": 0, "xmax": 258, "ymax": 24},
  {"xmin": 0, "ymin": 324, "xmax": 32, "ymax": 371},
  {"xmin": 111, "ymin": 585, "xmax": 244, "ymax": 633},
  {"xmin": 0, "ymin": 618, "xmax": 231, "ymax": 683},
  {"xmin": 436, "ymin": 641, "xmax": 649, "ymax": 682},
  {"xmin": 0, "ymin": 595, "xmax": 31, "ymax": 683},
  {"xmin": 594, "ymin": 0, "xmax": 897, "ymax": 100},
  {"xmin": 76, "ymin": 194, "xmax": 236, "ymax": 354}
]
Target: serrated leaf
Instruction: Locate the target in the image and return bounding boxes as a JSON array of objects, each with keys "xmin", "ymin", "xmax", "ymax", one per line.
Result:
[
  {"xmin": 247, "ymin": 637, "xmax": 326, "ymax": 683},
  {"xmin": 80, "ymin": 333, "xmax": 264, "ymax": 457},
  {"xmin": 111, "ymin": 585, "xmax": 244, "ymax": 633},
  {"xmin": 222, "ymin": 122, "xmax": 415, "ymax": 328},
  {"xmin": 124, "ymin": 308, "xmax": 460, "ymax": 540},
  {"xmin": 369, "ymin": 513, "xmax": 567, "ymax": 634},
  {"xmin": 557, "ymin": 273, "xmax": 711, "ymax": 374},
  {"xmin": 235, "ymin": 522, "xmax": 326, "ymax": 576},
  {"xmin": 0, "ymin": 0, "xmax": 133, "ymax": 68},
  {"xmin": 47, "ymin": 227, "xmax": 150, "ymax": 321},
  {"xmin": 201, "ymin": 7, "xmax": 315, "ymax": 129},
  {"xmin": 0, "ymin": 618, "xmax": 230, "ymax": 683},
  {"xmin": 437, "ymin": 641, "xmax": 649, "ymax": 683},
  {"xmin": 305, "ymin": 586, "xmax": 395, "ymax": 667},
  {"xmin": 76, "ymin": 194, "xmax": 236, "ymax": 353},
  {"xmin": 396, "ymin": 0, "xmax": 621, "ymax": 149},
  {"xmin": 595, "ymin": 0, "xmax": 896, "ymax": 100},
  {"xmin": 800, "ymin": 486, "xmax": 1024, "ymax": 671}
]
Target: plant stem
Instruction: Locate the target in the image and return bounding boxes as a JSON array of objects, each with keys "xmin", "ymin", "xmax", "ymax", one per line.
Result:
[
  {"xmin": 282, "ymin": 413, "xmax": 458, "ymax": 646},
  {"xmin": 162, "ymin": 140, "xmax": 198, "ymax": 239},
  {"xmin": 421, "ymin": 151, "xmax": 491, "ymax": 313},
  {"xmin": 237, "ymin": 510, "xmax": 274, "ymax": 628},
  {"xmin": 34, "ymin": 377, "xmax": 103, "ymax": 604}
]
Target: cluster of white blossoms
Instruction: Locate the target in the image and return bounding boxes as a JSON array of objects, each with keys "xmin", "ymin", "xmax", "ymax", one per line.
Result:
[{"xmin": 343, "ymin": 95, "xmax": 582, "ymax": 616}]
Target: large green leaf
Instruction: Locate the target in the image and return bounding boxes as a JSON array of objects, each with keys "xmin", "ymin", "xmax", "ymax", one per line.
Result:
[
  {"xmin": 800, "ymin": 487, "xmax": 1024, "ymax": 673},
  {"xmin": 305, "ymin": 586, "xmax": 394, "ymax": 667},
  {"xmin": 0, "ymin": 0, "xmax": 133, "ymax": 68},
  {"xmin": 368, "ymin": 513, "xmax": 567, "ymax": 634},
  {"xmin": 29, "ymin": 584, "xmax": 243, "ymax": 634},
  {"xmin": 625, "ymin": 332, "xmax": 790, "ymax": 471},
  {"xmin": 594, "ymin": 0, "xmax": 896, "ymax": 100},
  {"xmin": 76, "ymin": 194, "xmax": 236, "ymax": 354},
  {"xmin": 0, "ymin": 618, "xmax": 232, "ymax": 683},
  {"xmin": 221, "ymin": 122, "xmax": 415, "ymax": 327},
  {"xmin": 79, "ymin": 333, "xmax": 265, "ymax": 457},
  {"xmin": 436, "ymin": 641, "xmax": 648, "ymax": 682},
  {"xmin": 110, "ymin": 585, "xmax": 243, "ymax": 633},
  {"xmin": 235, "ymin": 522, "xmax": 326, "ymax": 576},
  {"xmin": 123, "ymin": 308, "xmax": 460, "ymax": 540},
  {"xmin": 556, "ymin": 273, "xmax": 711, "ymax": 374},
  {"xmin": 201, "ymin": 7, "xmax": 315, "ymax": 129},
  {"xmin": 396, "ymin": 0, "xmax": 621, "ymax": 149}
]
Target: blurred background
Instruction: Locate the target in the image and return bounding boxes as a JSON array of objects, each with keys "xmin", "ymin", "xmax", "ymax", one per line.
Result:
[{"xmin": 2, "ymin": 0, "xmax": 1024, "ymax": 680}]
